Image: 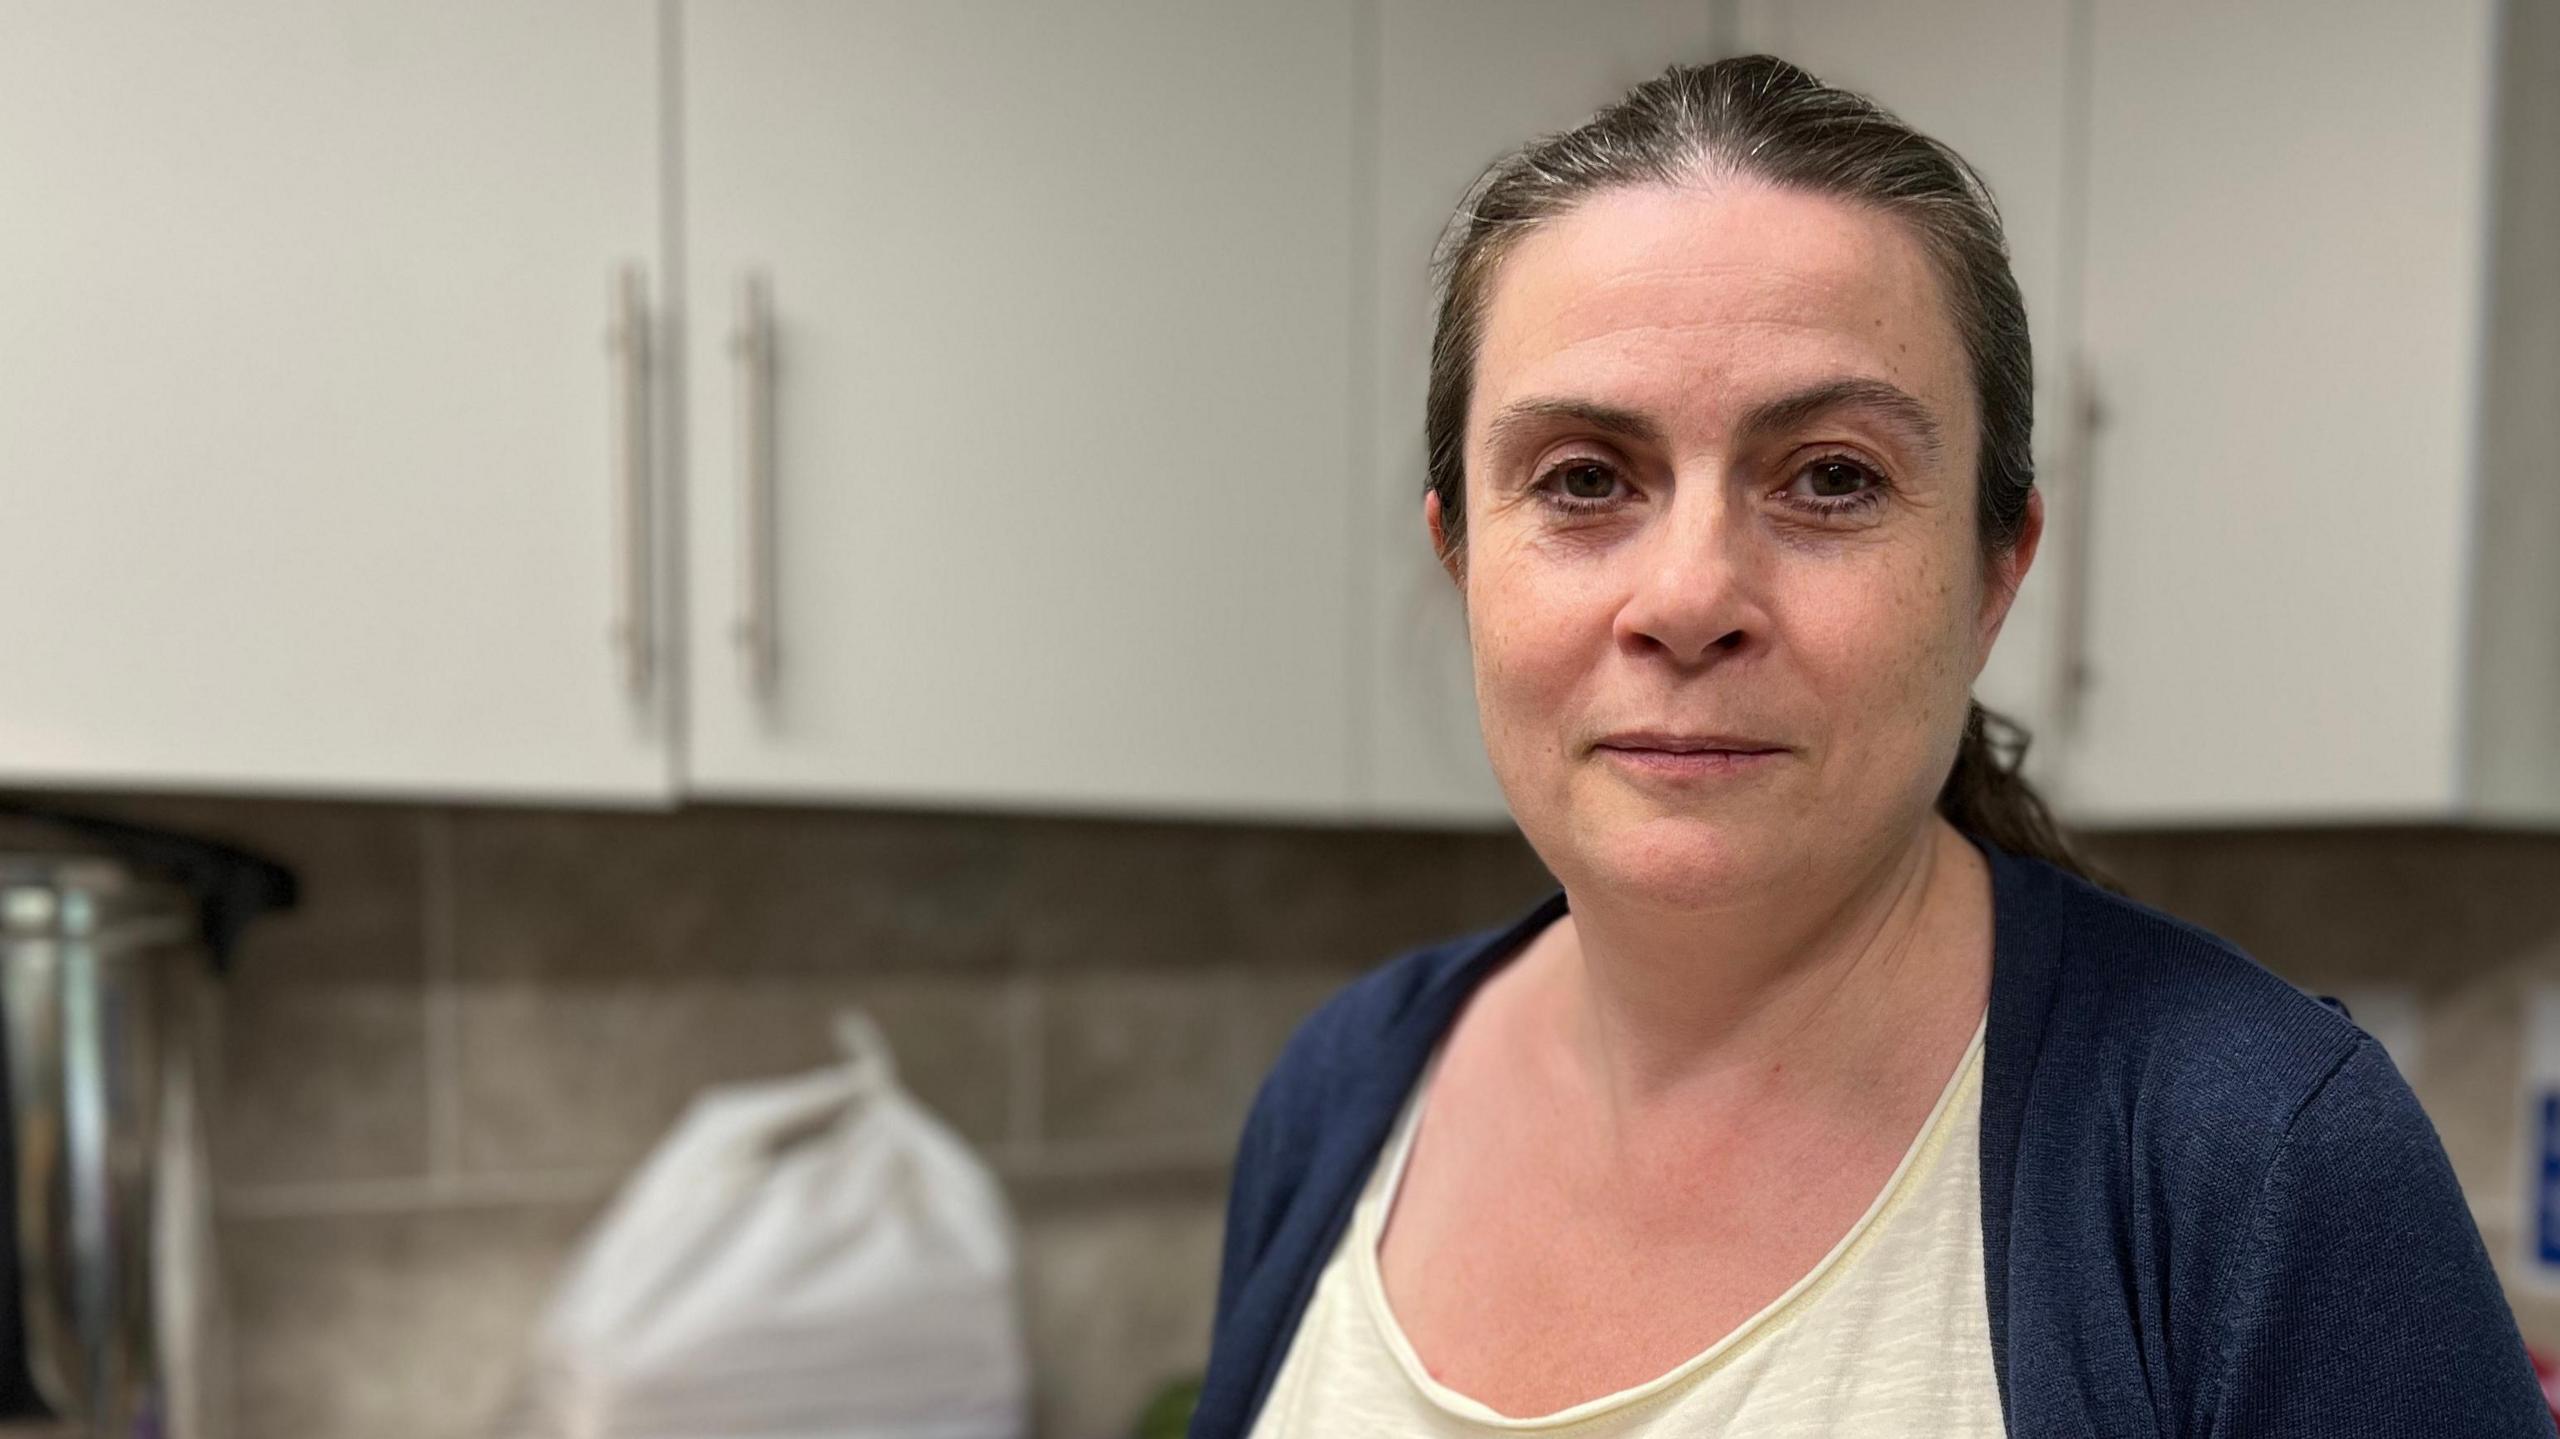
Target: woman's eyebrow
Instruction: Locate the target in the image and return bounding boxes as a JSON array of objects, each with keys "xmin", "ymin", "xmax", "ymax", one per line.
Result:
[
  {"xmin": 1482, "ymin": 379, "xmax": 1944, "ymax": 463},
  {"xmin": 1740, "ymin": 377, "xmax": 1945, "ymax": 461},
  {"xmin": 1483, "ymin": 398, "xmax": 1666, "ymax": 455}
]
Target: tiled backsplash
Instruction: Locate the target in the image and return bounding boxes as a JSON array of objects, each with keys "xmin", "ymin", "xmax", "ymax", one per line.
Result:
[
  {"xmin": 8, "ymin": 795, "xmax": 2560, "ymax": 1436},
  {"xmin": 6, "ymin": 795, "xmax": 1554, "ymax": 1439}
]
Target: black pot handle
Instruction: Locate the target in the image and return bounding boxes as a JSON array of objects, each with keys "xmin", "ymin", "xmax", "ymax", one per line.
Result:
[{"xmin": 0, "ymin": 799, "xmax": 298, "ymax": 971}]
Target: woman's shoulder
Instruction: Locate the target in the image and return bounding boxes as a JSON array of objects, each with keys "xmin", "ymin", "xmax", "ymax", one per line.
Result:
[
  {"xmin": 1986, "ymin": 850, "xmax": 2543, "ymax": 1432},
  {"xmin": 1990, "ymin": 846, "xmax": 2416, "ymax": 1194}
]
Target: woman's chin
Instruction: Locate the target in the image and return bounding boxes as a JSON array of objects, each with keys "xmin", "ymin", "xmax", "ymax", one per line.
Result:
[{"xmin": 1564, "ymin": 810, "xmax": 1790, "ymax": 911}]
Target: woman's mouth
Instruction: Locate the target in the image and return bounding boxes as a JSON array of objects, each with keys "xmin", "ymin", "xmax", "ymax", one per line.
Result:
[{"xmin": 1593, "ymin": 737, "xmax": 1788, "ymax": 781}]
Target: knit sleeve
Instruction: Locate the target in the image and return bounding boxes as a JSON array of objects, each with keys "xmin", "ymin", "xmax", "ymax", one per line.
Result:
[
  {"xmin": 2198, "ymin": 1037, "xmax": 2555, "ymax": 1437},
  {"xmin": 1208, "ymin": 1067, "xmax": 1294, "ymax": 1340}
]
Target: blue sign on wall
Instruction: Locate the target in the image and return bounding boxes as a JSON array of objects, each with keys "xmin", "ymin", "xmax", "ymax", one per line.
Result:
[{"xmin": 2539, "ymin": 1093, "xmax": 2560, "ymax": 1268}]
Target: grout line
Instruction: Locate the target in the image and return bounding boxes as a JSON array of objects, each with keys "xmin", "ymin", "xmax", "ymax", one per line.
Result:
[
  {"xmin": 1010, "ymin": 971, "xmax": 1045, "ymax": 1152},
  {"xmin": 993, "ymin": 1135, "xmax": 1236, "ymax": 1183},
  {"xmin": 219, "ymin": 1166, "xmax": 628, "ymax": 1220},
  {"xmin": 218, "ymin": 1138, "xmax": 1236, "ymax": 1221},
  {"xmin": 419, "ymin": 810, "xmax": 463, "ymax": 1178}
]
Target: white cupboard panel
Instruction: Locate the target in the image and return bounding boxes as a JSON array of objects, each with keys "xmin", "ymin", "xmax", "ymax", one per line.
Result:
[
  {"xmin": 681, "ymin": 0, "xmax": 1361, "ymax": 821},
  {"xmin": 0, "ymin": 1, "xmax": 670, "ymax": 802},
  {"xmin": 2464, "ymin": 0, "xmax": 2560, "ymax": 820},
  {"xmin": 2070, "ymin": 0, "xmax": 2496, "ymax": 821}
]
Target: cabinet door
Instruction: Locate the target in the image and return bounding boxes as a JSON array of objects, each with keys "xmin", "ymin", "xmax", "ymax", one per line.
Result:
[
  {"xmin": 1362, "ymin": 0, "xmax": 1726, "ymax": 826},
  {"xmin": 1731, "ymin": 0, "xmax": 2079, "ymax": 795},
  {"xmin": 2070, "ymin": 0, "xmax": 2496, "ymax": 821},
  {"xmin": 0, "ymin": 2, "xmax": 670, "ymax": 802},
  {"xmin": 679, "ymin": 0, "xmax": 1361, "ymax": 821}
]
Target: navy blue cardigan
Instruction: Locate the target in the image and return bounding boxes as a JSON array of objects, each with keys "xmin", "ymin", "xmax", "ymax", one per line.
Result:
[{"xmin": 1193, "ymin": 833, "xmax": 2555, "ymax": 1436}]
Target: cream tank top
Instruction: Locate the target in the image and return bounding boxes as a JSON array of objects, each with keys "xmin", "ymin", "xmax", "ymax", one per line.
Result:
[{"xmin": 1245, "ymin": 1011, "xmax": 2003, "ymax": 1437}]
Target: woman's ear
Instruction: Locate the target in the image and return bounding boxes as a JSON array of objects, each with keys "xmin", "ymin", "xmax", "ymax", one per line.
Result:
[
  {"xmin": 1978, "ymin": 486, "xmax": 2045, "ymax": 655},
  {"xmin": 1424, "ymin": 489, "xmax": 1465, "ymax": 589}
]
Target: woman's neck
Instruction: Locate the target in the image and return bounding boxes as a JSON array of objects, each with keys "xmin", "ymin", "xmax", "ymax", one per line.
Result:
[{"xmin": 1530, "ymin": 817, "xmax": 1994, "ymax": 1144}]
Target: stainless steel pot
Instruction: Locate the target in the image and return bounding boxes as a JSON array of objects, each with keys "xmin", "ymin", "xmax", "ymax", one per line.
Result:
[{"xmin": 0, "ymin": 854, "xmax": 219, "ymax": 1439}]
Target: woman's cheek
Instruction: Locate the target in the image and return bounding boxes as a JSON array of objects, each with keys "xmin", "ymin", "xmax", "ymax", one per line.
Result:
[
  {"xmin": 1797, "ymin": 561, "xmax": 1958, "ymax": 765},
  {"xmin": 1855, "ymin": 562, "xmax": 1979, "ymax": 795},
  {"xmin": 1470, "ymin": 553, "xmax": 1584, "ymax": 690},
  {"xmin": 1478, "ymin": 629, "xmax": 1577, "ymax": 776}
]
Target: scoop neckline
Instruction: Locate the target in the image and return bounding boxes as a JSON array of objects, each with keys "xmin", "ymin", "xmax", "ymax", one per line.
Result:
[{"xmin": 1350, "ymin": 1005, "xmax": 1990, "ymax": 1430}]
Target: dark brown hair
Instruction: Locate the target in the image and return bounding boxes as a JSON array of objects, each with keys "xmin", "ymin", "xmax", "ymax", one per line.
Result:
[{"xmin": 1424, "ymin": 54, "xmax": 2102, "ymax": 883}]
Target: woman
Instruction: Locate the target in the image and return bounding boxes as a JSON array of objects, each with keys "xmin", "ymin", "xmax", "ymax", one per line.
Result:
[{"xmin": 1192, "ymin": 56, "xmax": 2551, "ymax": 1438}]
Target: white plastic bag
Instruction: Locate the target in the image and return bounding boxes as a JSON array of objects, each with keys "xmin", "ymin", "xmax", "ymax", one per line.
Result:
[{"xmin": 501, "ymin": 1011, "xmax": 1031, "ymax": 1439}]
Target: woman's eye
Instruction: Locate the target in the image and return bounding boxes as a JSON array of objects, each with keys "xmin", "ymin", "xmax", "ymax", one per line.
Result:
[
  {"xmin": 1535, "ymin": 458, "xmax": 1625, "ymax": 511},
  {"xmin": 1785, "ymin": 455, "xmax": 1888, "ymax": 510},
  {"xmin": 1558, "ymin": 461, "xmax": 1616, "ymax": 499}
]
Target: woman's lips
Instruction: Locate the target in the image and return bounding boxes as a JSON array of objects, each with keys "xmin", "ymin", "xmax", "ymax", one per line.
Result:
[{"xmin": 1594, "ymin": 743, "xmax": 1786, "ymax": 780}]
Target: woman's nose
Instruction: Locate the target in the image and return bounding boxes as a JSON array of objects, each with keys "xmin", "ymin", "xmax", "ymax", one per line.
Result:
[{"xmin": 1611, "ymin": 495, "xmax": 1761, "ymax": 668}]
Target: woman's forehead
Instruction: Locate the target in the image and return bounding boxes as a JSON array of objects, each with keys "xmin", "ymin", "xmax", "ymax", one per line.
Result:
[{"xmin": 1473, "ymin": 181, "xmax": 1969, "ymax": 440}]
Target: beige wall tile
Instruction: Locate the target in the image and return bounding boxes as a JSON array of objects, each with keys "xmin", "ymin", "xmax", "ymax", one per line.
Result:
[
  {"xmin": 454, "ymin": 976, "xmax": 1016, "ymax": 1175},
  {"xmin": 214, "ymin": 977, "xmax": 430, "ymax": 1188},
  {"xmin": 226, "ymin": 1190, "xmax": 1221, "ymax": 1439},
  {"xmin": 1009, "ymin": 819, "xmax": 1545, "ymax": 975},
  {"xmin": 1203, "ymin": 828, "xmax": 1493, "ymax": 971},
  {"xmin": 1018, "ymin": 1193, "xmax": 1225, "ymax": 1439},
  {"xmin": 1451, "ymin": 830, "xmax": 1562, "ymax": 928},
  {"xmin": 2084, "ymin": 828, "xmax": 2560, "ymax": 989},
  {"xmin": 449, "ymin": 805, "xmax": 1020, "ymax": 981},
  {"xmin": 226, "ymin": 1202, "xmax": 596, "ymax": 1439},
  {"xmin": 1042, "ymin": 974, "xmax": 1251, "ymax": 1151},
  {"xmin": 1009, "ymin": 820, "xmax": 1243, "ymax": 972}
]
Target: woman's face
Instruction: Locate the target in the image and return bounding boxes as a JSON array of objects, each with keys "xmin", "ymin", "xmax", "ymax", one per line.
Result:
[{"xmin": 1431, "ymin": 180, "xmax": 2037, "ymax": 910}]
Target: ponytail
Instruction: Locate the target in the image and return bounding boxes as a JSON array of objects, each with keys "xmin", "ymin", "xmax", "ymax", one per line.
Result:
[{"xmin": 1937, "ymin": 700, "xmax": 2113, "ymax": 889}]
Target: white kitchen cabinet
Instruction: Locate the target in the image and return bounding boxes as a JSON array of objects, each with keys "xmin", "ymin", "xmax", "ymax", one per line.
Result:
[
  {"xmin": 0, "ymin": 1, "xmax": 672, "ymax": 803},
  {"xmin": 678, "ymin": 0, "xmax": 1364, "ymax": 821},
  {"xmin": 1359, "ymin": 0, "xmax": 1728, "ymax": 826},
  {"xmin": 1729, "ymin": 0, "xmax": 2079, "ymax": 797},
  {"xmin": 16, "ymin": 3, "xmax": 2552, "ymax": 831},
  {"xmin": 2066, "ymin": 0, "xmax": 2560, "ymax": 824}
]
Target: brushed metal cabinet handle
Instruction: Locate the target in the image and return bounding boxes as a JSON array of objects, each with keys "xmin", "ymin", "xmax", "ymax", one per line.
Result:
[
  {"xmin": 607, "ymin": 263, "xmax": 654, "ymax": 700},
  {"xmin": 2052, "ymin": 353, "xmax": 2103, "ymax": 742},
  {"xmin": 730, "ymin": 270, "xmax": 778, "ymax": 698}
]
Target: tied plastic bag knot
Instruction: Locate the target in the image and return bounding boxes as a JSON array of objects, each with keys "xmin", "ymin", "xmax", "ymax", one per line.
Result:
[
  {"xmin": 498, "ymin": 1008, "xmax": 1030, "ymax": 1439},
  {"xmin": 831, "ymin": 1009, "xmax": 897, "ymax": 1094}
]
